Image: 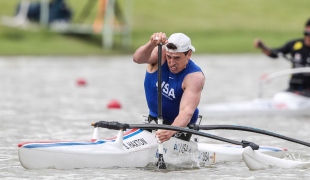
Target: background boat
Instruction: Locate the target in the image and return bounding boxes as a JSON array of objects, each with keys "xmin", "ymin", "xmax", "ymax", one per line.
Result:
[{"xmin": 200, "ymin": 67, "xmax": 310, "ymax": 118}]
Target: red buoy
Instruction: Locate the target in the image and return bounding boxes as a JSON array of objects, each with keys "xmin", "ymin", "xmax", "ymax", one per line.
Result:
[
  {"xmin": 76, "ymin": 78, "xmax": 87, "ymax": 86},
  {"xmin": 107, "ymin": 99, "xmax": 121, "ymax": 109}
]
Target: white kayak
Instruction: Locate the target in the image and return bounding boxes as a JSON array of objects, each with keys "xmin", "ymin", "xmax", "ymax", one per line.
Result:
[
  {"xmin": 242, "ymin": 146, "xmax": 310, "ymax": 170},
  {"xmin": 18, "ymin": 125, "xmax": 287, "ymax": 170},
  {"xmin": 200, "ymin": 67, "xmax": 310, "ymax": 117}
]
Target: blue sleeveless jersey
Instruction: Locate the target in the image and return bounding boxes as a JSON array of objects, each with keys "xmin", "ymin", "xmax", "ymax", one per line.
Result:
[{"xmin": 144, "ymin": 59, "xmax": 203, "ymax": 124}]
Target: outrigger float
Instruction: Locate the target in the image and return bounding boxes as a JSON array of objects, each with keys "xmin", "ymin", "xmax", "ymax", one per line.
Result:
[{"xmin": 18, "ymin": 121, "xmax": 310, "ymax": 170}]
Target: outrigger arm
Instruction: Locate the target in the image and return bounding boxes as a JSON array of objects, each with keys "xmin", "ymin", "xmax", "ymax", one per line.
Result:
[{"xmin": 92, "ymin": 121, "xmax": 260, "ymax": 150}]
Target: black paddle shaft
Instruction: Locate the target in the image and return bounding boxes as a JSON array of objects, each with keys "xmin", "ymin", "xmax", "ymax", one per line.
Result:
[
  {"xmin": 157, "ymin": 43, "xmax": 163, "ymax": 121},
  {"xmin": 157, "ymin": 43, "xmax": 166, "ymax": 169}
]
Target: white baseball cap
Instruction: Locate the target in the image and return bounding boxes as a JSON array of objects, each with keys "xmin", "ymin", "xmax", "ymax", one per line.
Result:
[{"xmin": 165, "ymin": 33, "xmax": 195, "ymax": 52}]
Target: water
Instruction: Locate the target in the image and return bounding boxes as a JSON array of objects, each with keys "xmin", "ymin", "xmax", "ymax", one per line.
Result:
[{"xmin": 0, "ymin": 54, "xmax": 310, "ymax": 179}]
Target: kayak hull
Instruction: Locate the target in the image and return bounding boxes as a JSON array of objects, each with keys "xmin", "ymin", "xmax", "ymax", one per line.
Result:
[{"xmin": 18, "ymin": 128, "xmax": 287, "ymax": 169}]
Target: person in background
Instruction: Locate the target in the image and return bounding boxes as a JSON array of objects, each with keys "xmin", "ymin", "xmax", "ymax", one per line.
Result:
[
  {"xmin": 15, "ymin": 0, "xmax": 72, "ymax": 24},
  {"xmin": 133, "ymin": 32, "xmax": 205, "ymax": 142},
  {"xmin": 254, "ymin": 18, "xmax": 310, "ymax": 97}
]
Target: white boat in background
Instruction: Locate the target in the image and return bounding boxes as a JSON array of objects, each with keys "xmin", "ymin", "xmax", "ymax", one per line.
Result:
[
  {"xmin": 18, "ymin": 122, "xmax": 286, "ymax": 170},
  {"xmin": 200, "ymin": 67, "xmax": 310, "ymax": 117}
]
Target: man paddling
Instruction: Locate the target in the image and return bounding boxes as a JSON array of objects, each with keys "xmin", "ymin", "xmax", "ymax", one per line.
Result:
[
  {"xmin": 133, "ymin": 32, "xmax": 205, "ymax": 142},
  {"xmin": 254, "ymin": 18, "xmax": 310, "ymax": 97}
]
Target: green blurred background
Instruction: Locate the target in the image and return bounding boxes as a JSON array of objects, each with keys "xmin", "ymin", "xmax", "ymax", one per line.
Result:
[{"xmin": 0, "ymin": 0, "xmax": 309, "ymax": 55}]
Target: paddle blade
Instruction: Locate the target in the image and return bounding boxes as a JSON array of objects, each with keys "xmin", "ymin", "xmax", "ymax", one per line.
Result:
[{"xmin": 156, "ymin": 154, "xmax": 167, "ymax": 169}]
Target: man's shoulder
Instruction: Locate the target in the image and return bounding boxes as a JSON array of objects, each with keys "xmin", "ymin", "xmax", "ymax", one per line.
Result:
[{"xmin": 188, "ymin": 59, "xmax": 202, "ymax": 71}]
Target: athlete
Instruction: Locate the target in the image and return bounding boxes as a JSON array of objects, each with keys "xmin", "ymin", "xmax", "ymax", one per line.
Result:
[
  {"xmin": 133, "ymin": 32, "xmax": 205, "ymax": 142},
  {"xmin": 254, "ymin": 18, "xmax": 310, "ymax": 97}
]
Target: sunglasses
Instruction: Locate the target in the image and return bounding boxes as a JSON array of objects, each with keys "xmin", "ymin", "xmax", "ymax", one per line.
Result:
[{"xmin": 304, "ymin": 31, "xmax": 310, "ymax": 36}]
